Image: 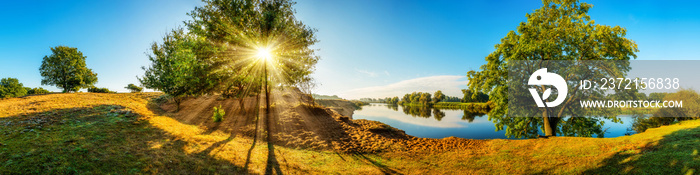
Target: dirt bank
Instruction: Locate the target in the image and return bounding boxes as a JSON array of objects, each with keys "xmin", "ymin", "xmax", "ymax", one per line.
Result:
[
  {"xmin": 159, "ymin": 89, "xmax": 486, "ymax": 153},
  {"xmin": 315, "ymin": 99, "xmax": 358, "ymax": 118}
]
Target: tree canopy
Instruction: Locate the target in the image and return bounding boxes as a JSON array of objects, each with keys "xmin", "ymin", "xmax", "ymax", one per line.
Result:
[
  {"xmin": 40, "ymin": 46, "xmax": 98, "ymax": 93},
  {"xmin": 467, "ymin": 0, "xmax": 638, "ymax": 138},
  {"xmin": 141, "ymin": 0, "xmax": 319, "ymax": 106},
  {"xmin": 0, "ymin": 78, "xmax": 27, "ymax": 98},
  {"xmin": 125, "ymin": 83, "xmax": 143, "ymax": 93}
]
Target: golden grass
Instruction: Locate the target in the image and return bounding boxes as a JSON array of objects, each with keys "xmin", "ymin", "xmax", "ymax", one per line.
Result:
[{"xmin": 1, "ymin": 93, "xmax": 698, "ymax": 174}]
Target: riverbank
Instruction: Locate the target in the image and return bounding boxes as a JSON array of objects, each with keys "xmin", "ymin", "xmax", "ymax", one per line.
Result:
[{"xmin": 1, "ymin": 92, "xmax": 697, "ymax": 174}]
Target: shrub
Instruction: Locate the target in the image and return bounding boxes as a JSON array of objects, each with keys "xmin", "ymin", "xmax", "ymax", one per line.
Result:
[
  {"xmin": 125, "ymin": 83, "xmax": 143, "ymax": 93},
  {"xmin": 212, "ymin": 105, "xmax": 225, "ymax": 122},
  {"xmin": 153, "ymin": 94, "xmax": 173, "ymax": 104},
  {"xmin": 27, "ymin": 87, "xmax": 51, "ymax": 95},
  {"xmin": 88, "ymin": 87, "xmax": 115, "ymax": 93},
  {"xmin": 0, "ymin": 78, "xmax": 28, "ymax": 98}
]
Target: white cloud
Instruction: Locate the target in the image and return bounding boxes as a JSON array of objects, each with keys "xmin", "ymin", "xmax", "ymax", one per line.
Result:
[
  {"xmin": 340, "ymin": 75, "xmax": 467, "ymax": 99},
  {"xmin": 355, "ymin": 68, "xmax": 377, "ymax": 77}
]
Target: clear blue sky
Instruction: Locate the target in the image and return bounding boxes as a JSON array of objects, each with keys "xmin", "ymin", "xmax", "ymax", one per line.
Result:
[{"xmin": 1, "ymin": 0, "xmax": 699, "ymax": 99}]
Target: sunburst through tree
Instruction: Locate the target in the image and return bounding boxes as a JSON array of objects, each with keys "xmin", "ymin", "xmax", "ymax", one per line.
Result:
[{"xmin": 141, "ymin": 0, "xmax": 320, "ymax": 111}]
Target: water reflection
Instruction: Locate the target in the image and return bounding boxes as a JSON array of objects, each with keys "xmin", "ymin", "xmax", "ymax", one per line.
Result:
[
  {"xmin": 353, "ymin": 103, "xmax": 636, "ymax": 139},
  {"xmin": 394, "ymin": 105, "xmax": 486, "ymax": 122}
]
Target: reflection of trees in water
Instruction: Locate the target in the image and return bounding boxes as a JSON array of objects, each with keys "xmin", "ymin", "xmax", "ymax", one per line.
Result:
[
  {"xmin": 462, "ymin": 110, "xmax": 485, "ymax": 123},
  {"xmin": 402, "ymin": 106, "xmax": 432, "ymax": 118},
  {"xmin": 385, "ymin": 104, "xmax": 398, "ymax": 111},
  {"xmin": 433, "ymin": 109, "xmax": 445, "ymax": 121},
  {"xmin": 399, "ymin": 105, "xmax": 485, "ymax": 122}
]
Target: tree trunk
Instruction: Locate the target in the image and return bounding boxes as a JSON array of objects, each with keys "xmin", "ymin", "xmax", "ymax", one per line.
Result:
[
  {"xmin": 175, "ymin": 98, "xmax": 181, "ymax": 112},
  {"xmin": 239, "ymin": 98, "xmax": 245, "ymax": 114},
  {"xmin": 542, "ymin": 109, "xmax": 561, "ymax": 137},
  {"xmin": 542, "ymin": 109, "xmax": 554, "ymax": 136}
]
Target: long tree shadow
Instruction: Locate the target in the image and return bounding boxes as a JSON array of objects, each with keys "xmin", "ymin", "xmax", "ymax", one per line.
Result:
[
  {"xmin": 353, "ymin": 153, "xmax": 402, "ymax": 175},
  {"xmin": 245, "ymin": 94, "xmax": 263, "ymax": 171},
  {"xmin": 0, "ymin": 105, "xmax": 249, "ymax": 174},
  {"xmin": 265, "ymin": 94, "xmax": 283, "ymax": 175},
  {"xmin": 581, "ymin": 125, "xmax": 700, "ymax": 174}
]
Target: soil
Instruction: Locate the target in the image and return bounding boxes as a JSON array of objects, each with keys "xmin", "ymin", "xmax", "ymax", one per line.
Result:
[
  {"xmin": 159, "ymin": 89, "xmax": 486, "ymax": 153},
  {"xmin": 315, "ymin": 99, "xmax": 357, "ymax": 118}
]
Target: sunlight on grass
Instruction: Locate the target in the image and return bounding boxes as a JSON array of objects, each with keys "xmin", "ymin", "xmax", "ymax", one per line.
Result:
[{"xmin": 1, "ymin": 93, "xmax": 699, "ymax": 174}]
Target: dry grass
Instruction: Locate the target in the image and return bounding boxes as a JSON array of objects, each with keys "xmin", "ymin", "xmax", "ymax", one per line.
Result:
[{"xmin": 1, "ymin": 93, "xmax": 698, "ymax": 174}]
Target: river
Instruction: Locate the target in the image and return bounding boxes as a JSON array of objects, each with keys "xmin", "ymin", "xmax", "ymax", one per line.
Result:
[{"xmin": 353, "ymin": 103, "xmax": 637, "ymax": 139}]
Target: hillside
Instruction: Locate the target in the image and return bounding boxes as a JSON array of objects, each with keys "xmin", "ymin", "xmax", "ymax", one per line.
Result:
[
  {"xmin": 315, "ymin": 99, "xmax": 358, "ymax": 118},
  {"xmin": 1, "ymin": 92, "xmax": 698, "ymax": 174}
]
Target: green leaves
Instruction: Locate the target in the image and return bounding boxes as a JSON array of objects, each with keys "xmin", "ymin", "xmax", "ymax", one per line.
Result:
[
  {"xmin": 39, "ymin": 46, "xmax": 98, "ymax": 93},
  {"xmin": 125, "ymin": 84, "xmax": 143, "ymax": 93},
  {"xmin": 0, "ymin": 78, "xmax": 27, "ymax": 98},
  {"xmin": 141, "ymin": 0, "xmax": 320, "ymax": 105},
  {"xmin": 468, "ymin": 0, "xmax": 639, "ymax": 138}
]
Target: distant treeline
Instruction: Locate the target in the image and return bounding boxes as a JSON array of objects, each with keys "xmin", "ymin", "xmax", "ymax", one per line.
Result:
[
  {"xmin": 312, "ymin": 94, "xmax": 343, "ymax": 100},
  {"xmin": 357, "ymin": 89, "xmax": 490, "ymax": 106}
]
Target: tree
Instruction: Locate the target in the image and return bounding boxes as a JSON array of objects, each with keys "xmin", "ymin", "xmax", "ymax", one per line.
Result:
[
  {"xmin": 139, "ymin": 29, "xmax": 223, "ymax": 110},
  {"xmin": 0, "ymin": 78, "xmax": 27, "ymax": 98},
  {"xmin": 462, "ymin": 89, "xmax": 489, "ymax": 103},
  {"xmin": 389, "ymin": 96, "xmax": 399, "ymax": 104},
  {"xmin": 297, "ymin": 76, "xmax": 317, "ymax": 105},
  {"xmin": 186, "ymin": 0, "xmax": 319, "ymax": 96},
  {"xmin": 419, "ymin": 92, "xmax": 431, "ymax": 105},
  {"xmin": 467, "ymin": 0, "xmax": 638, "ymax": 137},
  {"xmin": 39, "ymin": 46, "xmax": 98, "ymax": 92},
  {"xmin": 125, "ymin": 83, "xmax": 143, "ymax": 93},
  {"xmin": 27, "ymin": 87, "xmax": 51, "ymax": 95},
  {"xmin": 433, "ymin": 90, "xmax": 445, "ymax": 103}
]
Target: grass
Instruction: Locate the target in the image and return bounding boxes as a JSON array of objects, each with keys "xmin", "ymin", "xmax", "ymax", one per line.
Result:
[{"xmin": 1, "ymin": 93, "xmax": 698, "ymax": 174}]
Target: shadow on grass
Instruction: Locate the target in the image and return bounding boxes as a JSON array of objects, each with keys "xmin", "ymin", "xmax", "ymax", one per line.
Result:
[
  {"xmin": 0, "ymin": 105, "xmax": 248, "ymax": 174},
  {"xmin": 582, "ymin": 125, "xmax": 700, "ymax": 174},
  {"xmin": 353, "ymin": 153, "xmax": 402, "ymax": 175}
]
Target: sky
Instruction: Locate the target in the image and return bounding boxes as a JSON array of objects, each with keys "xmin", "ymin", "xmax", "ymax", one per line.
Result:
[{"xmin": 1, "ymin": 0, "xmax": 699, "ymax": 99}]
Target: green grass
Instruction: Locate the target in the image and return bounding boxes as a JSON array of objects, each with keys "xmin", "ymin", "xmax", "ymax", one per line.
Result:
[{"xmin": 1, "ymin": 93, "xmax": 699, "ymax": 174}]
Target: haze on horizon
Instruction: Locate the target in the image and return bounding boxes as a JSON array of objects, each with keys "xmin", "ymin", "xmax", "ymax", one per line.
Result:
[{"xmin": 1, "ymin": 0, "xmax": 699, "ymax": 100}]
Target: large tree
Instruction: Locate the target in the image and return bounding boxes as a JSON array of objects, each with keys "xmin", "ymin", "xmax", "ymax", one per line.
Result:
[
  {"xmin": 467, "ymin": 0, "xmax": 638, "ymax": 138},
  {"xmin": 186, "ymin": 0, "xmax": 319, "ymax": 94},
  {"xmin": 142, "ymin": 0, "xmax": 319, "ymax": 108},
  {"xmin": 40, "ymin": 46, "xmax": 98, "ymax": 93}
]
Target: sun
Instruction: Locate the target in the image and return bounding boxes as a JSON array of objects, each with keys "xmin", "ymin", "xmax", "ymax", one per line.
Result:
[{"xmin": 256, "ymin": 47, "xmax": 272, "ymax": 61}]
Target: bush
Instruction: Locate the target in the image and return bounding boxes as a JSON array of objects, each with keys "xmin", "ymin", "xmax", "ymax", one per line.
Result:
[
  {"xmin": 212, "ymin": 105, "xmax": 225, "ymax": 122},
  {"xmin": 88, "ymin": 87, "xmax": 115, "ymax": 93},
  {"xmin": 0, "ymin": 78, "xmax": 28, "ymax": 98},
  {"xmin": 152, "ymin": 94, "xmax": 173, "ymax": 104},
  {"xmin": 27, "ymin": 87, "xmax": 51, "ymax": 95},
  {"xmin": 125, "ymin": 83, "xmax": 143, "ymax": 93}
]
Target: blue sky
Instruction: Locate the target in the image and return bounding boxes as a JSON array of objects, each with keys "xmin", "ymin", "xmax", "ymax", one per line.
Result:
[{"xmin": 1, "ymin": 0, "xmax": 699, "ymax": 99}]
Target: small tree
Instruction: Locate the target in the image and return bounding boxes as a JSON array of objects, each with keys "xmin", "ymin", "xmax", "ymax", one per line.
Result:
[
  {"xmin": 297, "ymin": 77, "xmax": 317, "ymax": 105},
  {"xmin": 0, "ymin": 78, "xmax": 27, "ymax": 98},
  {"xmin": 125, "ymin": 83, "xmax": 143, "ymax": 93},
  {"xmin": 27, "ymin": 87, "xmax": 51, "ymax": 95},
  {"xmin": 433, "ymin": 90, "xmax": 445, "ymax": 103},
  {"xmin": 139, "ymin": 29, "xmax": 222, "ymax": 111},
  {"xmin": 40, "ymin": 46, "xmax": 98, "ymax": 92}
]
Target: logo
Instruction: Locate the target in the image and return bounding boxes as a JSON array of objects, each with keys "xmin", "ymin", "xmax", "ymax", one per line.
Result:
[{"xmin": 528, "ymin": 68, "xmax": 567, "ymax": 107}]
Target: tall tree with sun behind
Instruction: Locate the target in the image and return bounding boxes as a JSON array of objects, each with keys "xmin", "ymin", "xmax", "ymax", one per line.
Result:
[
  {"xmin": 140, "ymin": 0, "xmax": 319, "ymax": 110},
  {"xmin": 186, "ymin": 0, "xmax": 319, "ymax": 93}
]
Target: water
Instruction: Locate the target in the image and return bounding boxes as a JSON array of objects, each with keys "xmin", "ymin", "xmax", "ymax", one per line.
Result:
[{"xmin": 353, "ymin": 103, "xmax": 637, "ymax": 139}]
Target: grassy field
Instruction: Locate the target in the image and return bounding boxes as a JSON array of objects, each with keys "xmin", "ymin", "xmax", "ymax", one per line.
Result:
[{"xmin": 1, "ymin": 93, "xmax": 698, "ymax": 174}]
